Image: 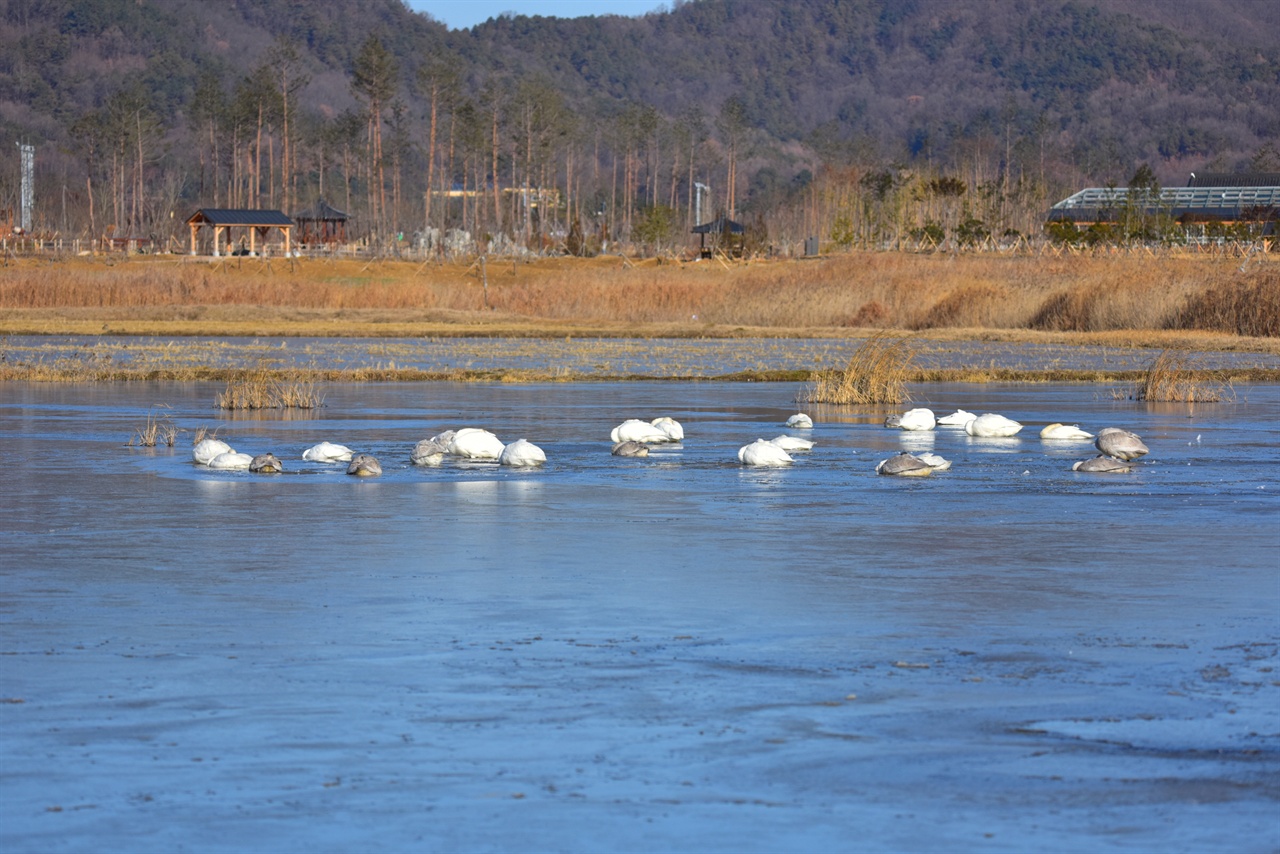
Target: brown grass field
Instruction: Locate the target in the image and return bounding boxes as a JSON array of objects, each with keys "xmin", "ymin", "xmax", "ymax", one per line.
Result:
[{"xmin": 2, "ymin": 251, "xmax": 1277, "ymax": 384}]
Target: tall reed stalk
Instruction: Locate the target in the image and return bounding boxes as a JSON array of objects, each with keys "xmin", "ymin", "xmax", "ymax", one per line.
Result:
[
  {"xmin": 802, "ymin": 334, "xmax": 915, "ymax": 404},
  {"xmin": 128, "ymin": 406, "xmax": 177, "ymax": 447}
]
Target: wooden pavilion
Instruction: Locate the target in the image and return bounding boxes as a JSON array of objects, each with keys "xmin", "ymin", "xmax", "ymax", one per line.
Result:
[
  {"xmin": 186, "ymin": 209, "xmax": 294, "ymax": 256},
  {"xmin": 292, "ymin": 198, "xmax": 349, "ymax": 247},
  {"xmin": 691, "ymin": 215, "xmax": 745, "ymax": 258}
]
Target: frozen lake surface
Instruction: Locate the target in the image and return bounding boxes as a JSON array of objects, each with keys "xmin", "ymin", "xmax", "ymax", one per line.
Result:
[{"xmin": 2, "ymin": 378, "xmax": 1277, "ymax": 852}]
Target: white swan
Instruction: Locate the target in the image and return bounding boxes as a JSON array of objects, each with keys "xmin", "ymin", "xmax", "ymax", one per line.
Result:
[
  {"xmin": 410, "ymin": 438, "xmax": 449, "ymax": 466},
  {"xmin": 346, "ymin": 454, "xmax": 382, "ymax": 477},
  {"xmin": 876, "ymin": 452, "xmax": 932, "ymax": 477},
  {"xmin": 193, "ymin": 438, "xmax": 232, "ymax": 465},
  {"xmin": 897, "ymin": 407, "xmax": 936, "ymax": 431},
  {"xmin": 738, "ymin": 439, "xmax": 794, "ymax": 467},
  {"xmin": 1073, "ymin": 455, "xmax": 1132, "ymax": 473},
  {"xmin": 611, "ymin": 441, "xmax": 650, "ymax": 457},
  {"xmin": 499, "ymin": 439, "xmax": 547, "ymax": 467},
  {"xmin": 611, "ymin": 419, "xmax": 672, "ymax": 444},
  {"xmin": 769, "ymin": 434, "xmax": 814, "ymax": 451},
  {"xmin": 1095, "ymin": 428, "xmax": 1148, "ymax": 461},
  {"xmin": 207, "ymin": 451, "xmax": 254, "ymax": 470},
  {"xmin": 448, "ymin": 427, "xmax": 505, "ymax": 459},
  {"xmin": 965, "ymin": 413, "xmax": 1023, "ymax": 437},
  {"xmin": 937, "ymin": 409, "xmax": 977, "ymax": 427},
  {"xmin": 249, "ymin": 453, "xmax": 284, "ymax": 473},
  {"xmin": 1041, "ymin": 423, "xmax": 1094, "ymax": 440},
  {"xmin": 785, "ymin": 413, "xmax": 813, "ymax": 429},
  {"xmin": 302, "ymin": 441, "xmax": 354, "ymax": 462},
  {"xmin": 915, "ymin": 451, "xmax": 951, "ymax": 471},
  {"xmin": 650, "ymin": 416, "xmax": 684, "ymax": 441}
]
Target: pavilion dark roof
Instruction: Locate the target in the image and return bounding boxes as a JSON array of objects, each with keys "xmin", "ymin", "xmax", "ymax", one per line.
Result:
[
  {"xmin": 187, "ymin": 209, "xmax": 294, "ymax": 227},
  {"xmin": 691, "ymin": 215, "xmax": 744, "ymax": 234},
  {"xmin": 292, "ymin": 198, "xmax": 349, "ymax": 221}
]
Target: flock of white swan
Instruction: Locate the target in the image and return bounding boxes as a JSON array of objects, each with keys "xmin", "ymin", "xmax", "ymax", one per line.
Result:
[
  {"xmin": 188, "ymin": 408, "xmax": 1149, "ymax": 478},
  {"xmin": 870, "ymin": 407, "xmax": 1149, "ymax": 476}
]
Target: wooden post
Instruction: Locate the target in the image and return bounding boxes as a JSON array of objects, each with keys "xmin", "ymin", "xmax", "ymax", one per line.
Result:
[
  {"xmin": 283, "ymin": 225, "xmax": 291, "ymax": 256},
  {"xmin": 190, "ymin": 223, "xmax": 197, "ymax": 255}
]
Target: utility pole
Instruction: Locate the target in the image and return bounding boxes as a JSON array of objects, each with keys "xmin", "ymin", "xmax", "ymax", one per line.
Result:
[
  {"xmin": 694, "ymin": 182, "xmax": 709, "ymax": 227},
  {"xmin": 18, "ymin": 142, "xmax": 35, "ymax": 232}
]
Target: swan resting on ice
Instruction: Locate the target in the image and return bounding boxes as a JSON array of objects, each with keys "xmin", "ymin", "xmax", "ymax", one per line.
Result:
[
  {"xmin": 1040, "ymin": 423, "xmax": 1094, "ymax": 440},
  {"xmin": 303, "ymin": 442, "xmax": 354, "ymax": 463},
  {"xmin": 1095, "ymin": 427, "xmax": 1148, "ymax": 461},
  {"xmin": 965, "ymin": 413, "xmax": 1023, "ymax": 437},
  {"xmin": 498, "ymin": 439, "xmax": 547, "ymax": 467},
  {"xmin": 346, "ymin": 454, "xmax": 382, "ymax": 477},
  {"xmin": 876, "ymin": 452, "xmax": 933, "ymax": 477},
  {"xmin": 738, "ymin": 439, "xmax": 794, "ymax": 467}
]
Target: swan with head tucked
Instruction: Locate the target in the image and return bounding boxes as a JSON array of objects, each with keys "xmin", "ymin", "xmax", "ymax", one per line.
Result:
[
  {"xmin": 611, "ymin": 441, "xmax": 650, "ymax": 457},
  {"xmin": 915, "ymin": 451, "xmax": 951, "ymax": 471},
  {"xmin": 611, "ymin": 419, "xmax": 672, "ymax": 444},
  {"xmin": 249, "ymin": 453, "xmax": 284, "ymax": 473},
  {"xmin": 410, "ymin": 438, "xmax": 449, "ymax": 466},
  {"xmin": 650, "ymin": 416, "xmax": 684, "ymax": 441},
  {"xmin": 1073, "ymin": 455, "xmax": 1132, "ymax": 473},
  {"xmin": 897, "ymin": 408, "xmax": 936, "ymax": 431},
  {"xmin": 302, "ymin": 441, "xmax": 354, "ymax": 463},
  {"xmin": 769, "ymin": 435, "xmax": 815, "ymax": 451},
  {"xmin": 1095, "ymin": 428, "xmax": 1148, "ymax": 461},
  {"xmin": 876, "ymin": 452, "xmax": 933, "ymax": 476},
  {"xmin": 738, "ymin": 439, "xmax": 794, "ymax": 467},
  {"xmin": 346, "ymin": 454, "xmax": 382, "ymax": 477},
  {"xmin": 207, "ymin": 451, "xmax": 254, "ymax": 470},
  {"xmin": 448, "ymin": 428, "xmax": 505, "ymax": 460},
  {"xmin": 1041, "ymin": 423, "xmax": 1094, "ymax": 440},
  {"xmin": 965, "ymin": 413, "xmax": 1023, "ymax": 437},
  {"xmin": 937, "ymin": 409, "xmax": 977, "ymax": 427},
  {"xmin": 785, "ymin": 413, "xmax": 813, "ymax": 429},
  {"xmin": 193, "ymin": 438, "xmax": 233, "ymax": 465},
  {"xmin": 499, "ymin": 439, "xmax": 546, "ymax": 467}
]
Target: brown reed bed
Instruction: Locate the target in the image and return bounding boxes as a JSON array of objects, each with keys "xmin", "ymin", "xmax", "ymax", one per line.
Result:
[
  {"xmin": 801, "ymin": 334, "xmax": 916, "ymax": 404},
  {"xmin": 1133, "ymin": 350, "xmax": 1232, "ymax": 403},
  {"xmin": 215, "ymin": 367, "xmax": 326, "ymax": 410},
  {"xmin": 2, "ymin": 253, "xmax": 1277, "ymax": 341}
]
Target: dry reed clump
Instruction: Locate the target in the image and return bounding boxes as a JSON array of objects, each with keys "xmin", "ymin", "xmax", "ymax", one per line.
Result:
[
  {"xmin": 1169, "ymin": 271, "xmax": 1280, "ymax": 337},
  {"xmin": 1135, "ymin": 350, "xmax": 1231, "ymax": 402},
  {"xmin": 801, "ymin": 334, "xmax": 915, "ymax": 404},
  {"xmin": 215, "ymin": 368, "xmax": 326, "ymax": 410},
  {"xmin": 128, "ymin": 405, "xmax": 177, "ymax": 447}
]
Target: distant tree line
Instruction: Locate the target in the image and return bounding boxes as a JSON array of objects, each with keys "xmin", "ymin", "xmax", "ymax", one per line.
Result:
[{"xmin": 1, "ymin": 0, "xmax": 1277, "ymax": 254}]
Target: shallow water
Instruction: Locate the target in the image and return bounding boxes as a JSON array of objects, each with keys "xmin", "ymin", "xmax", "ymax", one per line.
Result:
[{"xmin": 2, "ymin": 380, "xmax": 1277, "ymax": 852}]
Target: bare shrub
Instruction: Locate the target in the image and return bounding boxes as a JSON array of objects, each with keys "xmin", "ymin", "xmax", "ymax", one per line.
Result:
[
  {"xmin": 913, "ymin": 283, "xmax": 1009, "ymax": 329},
  {"xmin": 848, "ymin": 300, "xmax": 889, "ymax": 327},
  {"xmin": 802, "ymin": 334, "xmax": 915, "ymax": 404}
]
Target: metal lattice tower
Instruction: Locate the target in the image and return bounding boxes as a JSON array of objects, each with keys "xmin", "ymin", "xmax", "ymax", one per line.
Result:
[{"xmin": 18, "ymin": 142, "xmax": 34, "ymax": 232}]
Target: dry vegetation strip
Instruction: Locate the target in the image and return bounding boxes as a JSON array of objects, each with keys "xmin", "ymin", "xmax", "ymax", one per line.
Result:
[{"xmin": 1, "ymin": 253, "xmax": 1277, "ymax": 339}]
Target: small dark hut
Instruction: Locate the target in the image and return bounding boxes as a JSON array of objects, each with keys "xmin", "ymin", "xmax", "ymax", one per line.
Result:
[
  {"xmin": 691, "ymin": 215, "xmax": 745, "ymax": 258},
  {"xmin": 187, "ymin": 209, "xmax": 293, "ymax": 256},
  {"xmin": 293, "ymin": 198, "xmax": 349, "ymax": 247}
]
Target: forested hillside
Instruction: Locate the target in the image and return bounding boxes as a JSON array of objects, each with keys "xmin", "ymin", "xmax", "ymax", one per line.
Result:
[{"xmin": 1, "ymin": 0, "xmax": 1277, "ymax": 251}]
